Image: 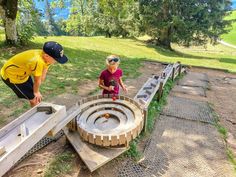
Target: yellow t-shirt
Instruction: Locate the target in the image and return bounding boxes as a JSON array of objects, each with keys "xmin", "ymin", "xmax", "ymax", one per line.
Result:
[{"xmin": 0, "ymin": 50, "xmax": 49, "ymax": 84}]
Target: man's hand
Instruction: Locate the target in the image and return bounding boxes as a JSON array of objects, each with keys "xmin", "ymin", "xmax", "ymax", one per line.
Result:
[{"xmin": 34, "ymin": 92, "xmax": 42, "ymax": 104}]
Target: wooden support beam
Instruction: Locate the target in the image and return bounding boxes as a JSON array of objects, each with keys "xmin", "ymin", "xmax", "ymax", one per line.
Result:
[
  {"xmin": 157, "ymin": 79, "xmax": 164, "ymax": 101},
  {"xmin": 172, "ymin": 67, "xmax": 175, "ymax": 81},
  {"xmin": 179, "ymin": 63, "xmax": 182, "ymax": 76},
  {"xmin": 64, "ymin": 128, "xmax": 128, "ymax": 172},
  {"xmin": 142, "ymin": 108, "xmax": 148, "ymax": 133}
]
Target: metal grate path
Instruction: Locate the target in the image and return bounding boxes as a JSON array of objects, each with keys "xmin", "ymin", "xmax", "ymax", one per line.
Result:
[
  {"xmin": 118, "ymin": 138, "xmax": 169, "ymax": 177},
  {"xmin": 162, "ymin": 96, "xmax": 215, "ymax": 123},
  {"xmin": 17, "ymin": 130, "xmax": 64, "ymax": 163}
]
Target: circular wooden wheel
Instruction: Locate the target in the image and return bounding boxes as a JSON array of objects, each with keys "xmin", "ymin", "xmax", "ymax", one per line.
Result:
[{"xmin": 76, "ymin": 95, "xmax": 144, "ymax": 147}]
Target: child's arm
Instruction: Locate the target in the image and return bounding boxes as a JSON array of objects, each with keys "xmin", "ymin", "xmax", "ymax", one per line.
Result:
[
  {"xmin": 119, "ymin": 78, "xmax": 127, "ymax": 93},
  {"xmin": 41, "ymin": 68, "xmax": 48, "ymax": 82},
  {"xmin": 98, "ymin": 79, "xmax": 113, "ymax": 91}
]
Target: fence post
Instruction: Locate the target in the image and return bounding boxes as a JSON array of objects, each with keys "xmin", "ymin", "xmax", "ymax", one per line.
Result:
[
  {"xmin": 178, "ymin": 63, "xmax": 182, "ymax": 76},
  {"xmin": 157, "ymin": 79, "xmax": 164, "ymax": 101},
  {"xmin": 143, "ymin": 108, "xmax": 148, "ymax": 133},
  {"xmin": 171, "ymin": 66, "xmax": 175, "ymax": 81}
]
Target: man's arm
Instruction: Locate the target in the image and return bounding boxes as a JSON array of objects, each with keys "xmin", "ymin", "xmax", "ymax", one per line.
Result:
[
  {"xmin": 33, "ymin": 76, "xmax": 42, "ymax": 103},
  {"xmin": 41, "ymin": 68, "xmax": 48, "ymax": 82}
]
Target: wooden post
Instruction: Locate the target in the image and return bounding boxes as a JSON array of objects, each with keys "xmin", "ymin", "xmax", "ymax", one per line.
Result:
[
  {"xmin": 157, "ymin": 79, "xmax": 164, "ymax": 101},
  {"xmin": 178, "ymin": 63, "xmax": 182, "ymax": 76},
  {"xmin": 171, "ymin": 67, "xmax": 175, "ymax": 81},
  {"xmin": 142, "ymin": 108, "xmax": 148, "ymax": 133},
  {"xmin": 68, "ymin": 118, "xmax": 77, "ymax": 132}
]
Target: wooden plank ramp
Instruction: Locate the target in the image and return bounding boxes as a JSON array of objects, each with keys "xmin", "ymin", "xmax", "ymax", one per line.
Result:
[
  {"xmin": 0, "ymin": 102, "xmax": 66, "ymax": 177},
  {"xmin": 63, "ymin": 127, "xmax": 129, "ymax": 172}
]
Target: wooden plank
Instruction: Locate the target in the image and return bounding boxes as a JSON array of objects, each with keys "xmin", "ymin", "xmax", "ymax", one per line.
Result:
[
  {"xmin": 64, "ymin": 128, "xmax": 128, "ymax": 172},
  {"xmin": 119, "ymin": 134, "xmax": 126, "ymax": 145},
  {"xmin": 132, "ymin": 128, "xmax": 138, "ymax": 139},
  {"xmin": 0, "ymin": 103, "xmax": 66, "ymax": 177},
  {"xmin": 95, "ymin": 135, "xmax": 102, "ymax": 146},
  {"xmin": 82, "ymin": 130, "xmax": 89, "ymax": 141},
  {"xmin": 88, "ymin": 133, "xmax": 95, "ymax": 144},
  {"xmin": 111, "ymin": 136, "xmax": 118, "ymax": 146},
  {"xmin": 103, "ymin": 136, "xmax": 110, "ymax": 146},
  {"xmin": 126, "ymin": 131, "xmax": 132, "ymax": 143}
]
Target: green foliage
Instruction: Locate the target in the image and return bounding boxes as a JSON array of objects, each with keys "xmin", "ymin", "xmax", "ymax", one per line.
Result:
[
  {"xmin": 17, "ymin": 0, "xmax": 43, "ymax": 45},
  {"xmin": 125, "ymin": 140, "xmax": 142, "ymax": 160},
  {"xmin": 63, "ymin": 0, "xmax": 140, "ymax": 37},
  {"xmin": 44, "ymin": 151, "xmax": 74, "ymax": 177},
  {"xmin": 147, "ymin": 79, "xmax": 174, "ymax": 132},
  {"xmin": 95, "ymin": 0, "xmax": 140, "ymax": 37},
  {"xmin": 44, "ymin": 0, "xmax": 62, "ymax": 36},
  {"xmin": 221, "ymin": 10, "xmax": 236, "ymax": 45},
  {"xmin": 139, "ymin": 0, "xmax": 232, "ymax": 49}
]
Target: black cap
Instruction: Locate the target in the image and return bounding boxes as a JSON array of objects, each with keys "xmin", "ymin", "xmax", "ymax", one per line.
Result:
[{"xmin": 43, "ymin": 41, "xmax": 68, "ymax": 64}]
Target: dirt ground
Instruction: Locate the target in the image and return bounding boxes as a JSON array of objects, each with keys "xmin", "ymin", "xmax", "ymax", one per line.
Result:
[
  {"xmin": 193, "ymin": 67, "xmax": 236, "ymax": 154},
  {"xmin": 3, "ymin": 62, "xmax": 236, "ymax": 177}
]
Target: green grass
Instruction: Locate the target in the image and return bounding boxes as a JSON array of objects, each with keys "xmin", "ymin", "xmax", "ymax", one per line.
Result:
[
  {"xmin": 33, "ymin": 36, "xmax": 236, "ymax": 72},
  {"xmin": 44, "ymin": 151, "xmax": 74, "ymax": 177},
  {"xmin": 210, "ymin": 104, "xmax": 236, "ymax": 173},
  {"xmin": 221, "ymin": 10, "xmax": 236, "ymax": 45}
]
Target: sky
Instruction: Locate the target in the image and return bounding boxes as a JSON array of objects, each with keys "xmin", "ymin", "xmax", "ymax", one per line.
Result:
[
  {"xmin": 34, "ymin": 0, "xmax": 236, "ymax": 20},
  {"xmin": 233, "ymin": 0, "xmax": 236, "ymax": 8},
  {"xmin": 34, "ymin": 0, "xmax": 70, "ymax": 20}
]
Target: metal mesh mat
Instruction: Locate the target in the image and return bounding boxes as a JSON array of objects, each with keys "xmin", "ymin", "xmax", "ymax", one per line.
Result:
[
  {"xmin": 118, "ymin": 139, "xmax": 169, "ymax": 177},
  {"xmin": 17, "ymin": 130, "xmax": 64, "ymax": 163},
  {"xmin": 172, "ymin": 85, "xmax": 206, "ymax": 97},
  {"xmin": 148, "ymin": 116, "xmax": 234, "ymax": 177},
  {"xmin": 162, "ymin": 96, "xmax": 214, "ymax": 123},
  {"xmin": 118, "ymin": 115, "xmax": 234, "ymax": 177},
  {"xmin": 177, "ymin": 72, "xmax": 209, "ymax": 88}
]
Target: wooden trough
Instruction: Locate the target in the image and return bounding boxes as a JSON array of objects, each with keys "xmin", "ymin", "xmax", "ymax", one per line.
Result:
[{"xmin": 0, "ymin": 103, "xmax": 66, "ymax": 177}]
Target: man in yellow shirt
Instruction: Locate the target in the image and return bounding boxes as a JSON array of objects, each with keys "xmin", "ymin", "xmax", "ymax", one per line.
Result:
[{"xmin": 1, "ymin": 41, "xmax": 68, "ymax": 107}]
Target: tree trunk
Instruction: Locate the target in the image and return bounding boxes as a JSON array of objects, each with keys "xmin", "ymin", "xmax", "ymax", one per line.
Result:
[
  {"xmin": 157, "ymin": 27, "xmax": 172, "ymax": 50},
  {"xmin": 105, "ymin": 31, "xmax": 111, "ymax": 38},
  {"xmin": 0, "ymin": 0, "xmax": 18, "ymax": 45}
]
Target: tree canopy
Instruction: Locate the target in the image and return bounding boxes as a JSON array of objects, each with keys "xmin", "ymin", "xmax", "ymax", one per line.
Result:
[{"xmin": 0, "ymin": 0, "xmax": 233, "ymax": 49}]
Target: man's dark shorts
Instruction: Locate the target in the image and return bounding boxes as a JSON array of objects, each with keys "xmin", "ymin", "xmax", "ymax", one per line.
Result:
[{"xmin": 1, "ymin": 77, "xmax": 35, "ymax": 100}]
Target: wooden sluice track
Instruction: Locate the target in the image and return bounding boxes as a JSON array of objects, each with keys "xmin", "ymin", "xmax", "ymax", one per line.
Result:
[{"xmin": 0, "ymin": 62, "xmax": 185, "ymax": 175}]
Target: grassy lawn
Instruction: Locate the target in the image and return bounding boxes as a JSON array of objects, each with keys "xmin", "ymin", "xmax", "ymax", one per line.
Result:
[
  {"xmin": 221, "ymin": 10, "xmax": 236, "ymax": 45},
  {"xmin": 0, "ymin": 34, "xmax": 235, "ymax": 127}
]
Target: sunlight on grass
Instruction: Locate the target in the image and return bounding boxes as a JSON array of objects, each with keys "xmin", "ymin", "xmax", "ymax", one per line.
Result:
[
  {"xmin": 221, "ymin": 10, "xmax": 236, "ymax": 45},
  {"xmin": 33, "ymin": 36, "xmax": 236, "ymax": 72}
]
